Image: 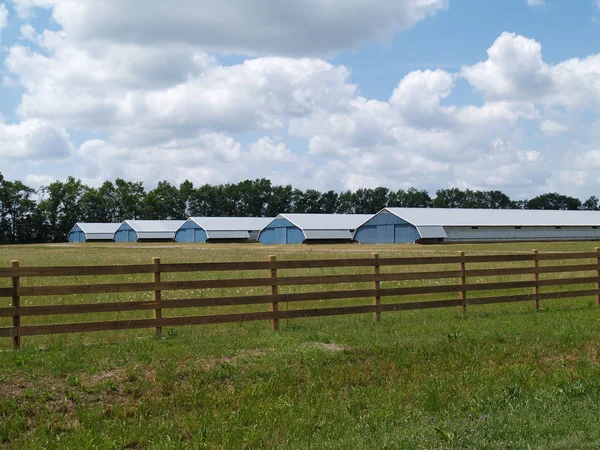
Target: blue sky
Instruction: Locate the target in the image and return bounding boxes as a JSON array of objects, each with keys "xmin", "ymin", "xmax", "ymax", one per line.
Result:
[{"xmin": 1, "ymin": 0, "xmax": 600, "ymax": 200}]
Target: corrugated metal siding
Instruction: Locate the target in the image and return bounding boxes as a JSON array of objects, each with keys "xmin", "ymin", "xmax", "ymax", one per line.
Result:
[
  {"xmin": 280, "ymin": 214, "xmax": 373, "ymax": 230},
  {"xmin": 137, "ymin": 232, "xmax": 177, "ymax": 240},
  {"xmin": 114, "ymin": 223, "xmax": 138, "ymax": 242},
  {"xmin": 386, "ymin": 208, "xmax": 600, "ymax": 227},
  {"xmin": 259, "ymin": 218, "xmax": 305, "ymax": 244},
  {"xmin": 206, "ymin": 230, "xmax": 250, "ymax": 239},
  {"xmin": 175, "ymin": 221, "xmax": 208, "ymax": 243},
  {"xmin": 354, "ymin": 211, "xmax": 421, "ymax": 243},
  {"xmin": 303, "ymin": 230, "xmax": 353, "ymax": 240},
  {"xmin": 67, "ymin": 224, "xmax": 83, "ymax": 242},
  {"xmin": 416, "ymin": 226, "xmax": 447, "ymax": 239},
  {"xmin": 445, "ymin": 226, "xmax": 600, "ymax": 241},
  {"xmin": 85, "ymin": 233, "xmax": 117, "ymax": 240}
]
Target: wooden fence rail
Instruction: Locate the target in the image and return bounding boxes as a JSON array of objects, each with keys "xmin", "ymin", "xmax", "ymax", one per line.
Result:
[{"xmin": 1, "ymin": 248, "xmax": 600, "ymax": 349}]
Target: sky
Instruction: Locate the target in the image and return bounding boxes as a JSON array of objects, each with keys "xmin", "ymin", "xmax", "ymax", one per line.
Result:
[{"xmin": 0, "ymin": 0, "xmax": 599, "ymax": 200}]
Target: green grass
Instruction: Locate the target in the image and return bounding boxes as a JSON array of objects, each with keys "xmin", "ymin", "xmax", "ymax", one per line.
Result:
[{"xmin": 1, "ymin": 241, "xmax": 600, "ymax": 449}]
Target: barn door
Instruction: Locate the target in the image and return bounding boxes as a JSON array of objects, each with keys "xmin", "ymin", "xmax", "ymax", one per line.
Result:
[{"xmin": 276, "ymin": 227, "xmax": 286, "ymax": 244}]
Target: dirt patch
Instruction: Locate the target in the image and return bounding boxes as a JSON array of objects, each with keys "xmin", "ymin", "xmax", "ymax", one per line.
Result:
[{"xmin": 312, "ymin": 342, "xmax": 349, "ymax": 352}]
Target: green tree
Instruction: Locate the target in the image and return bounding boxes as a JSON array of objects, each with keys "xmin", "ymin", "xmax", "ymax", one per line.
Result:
[
  {"xmin": 143, "ymin": 181, "xmax": 185, "ymax": 219},
  {"xmin": 267, "ymin": 185, "xmax": 293, "ymax": 216},
  {"xmin": 37, "ymin": 177, "xmax": 87, "ymax": 242},
  {"xmin": 113, "ymin": 178, "xmax": 146, "ymax": 221},
  {"xmin": 582, "ymin": 196, "xmax": 600, "ymax": 211},
  {"xmin": 526, "ymin": 193, "xmax": 581, "ymax": 210},
  {"xmin": 0, "ymin": 174, "xmax": 40, "ymax": 243}
]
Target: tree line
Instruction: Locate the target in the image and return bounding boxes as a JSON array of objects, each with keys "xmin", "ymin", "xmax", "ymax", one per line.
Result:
[{"xmin": 1, "ymin": 172, "xmax": 598, "ymax": 244}]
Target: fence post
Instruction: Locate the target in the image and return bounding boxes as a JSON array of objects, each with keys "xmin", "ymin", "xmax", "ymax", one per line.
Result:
[
  {"xmin": 269, "ymin": 255, "xmax": 279, "ymax": 331},
  {"xmin": 458, "ymin": 251, "xmax": 466, "ymax": 315},
  {"xmin": 11, "ymin": 261, "xmax": 20, "ymax": 350},
  {"xmin": 532, "ymin": 249, "xmax": 540, "ymax": 311},
  {"xmin": 152, "ymin": 257, "xmax": 162, "ymax": 336},
  {"xmin": 372, "ymin": 253, "xmax": 381, "ymax": 324}
]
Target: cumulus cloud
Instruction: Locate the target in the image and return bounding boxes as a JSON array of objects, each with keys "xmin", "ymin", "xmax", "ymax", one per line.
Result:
[
  {"xmin": 0, "ymin": 119, "xmax": 74, "ymax": 160},
  {"xmin": 0, "ymin": 3, "xmax": 8, "ymax": 39},
  {"xmin": 3, "ymin": 2, "xmax": 600, "ymax": 198},
  {"xmin": 77, "ymin": 133, "xmax": 244, "ymax": 185},
  {"xmin": 462, "ymin": 32, "xmax": 600, "ymax": 109},
  {"xmin": 10, "ymin": 0, "xmax": 447, "ymax": 56},
  {"xmin": 540, "ymin": 119, "xmax": 568, "ymax": 136}
]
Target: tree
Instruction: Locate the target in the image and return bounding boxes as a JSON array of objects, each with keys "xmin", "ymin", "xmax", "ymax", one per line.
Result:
[
  {"xmin": 354, "ymin": 187, "xmax": 389, "ymax": 213},
  {"xmin": 143, "ymin": 181, "xmax": 186, "ymax": 219},
  {"xmin": 113, "ymin": 178, "xmax": 146, "ymax": 221},
  {"xmin": 390, "ymin": 188, "xmax": 433, "ymax": 207},
  {"xmin": 320, "ymin": 190, "xmax": 339, "ymax": 213},
  {"xmin": 525, "ymin": 193, "xmax": 581, "ymax": 210},
  {"xmin": 337, "ymin": 191, "xmax": 355, "ymax": 214},
  {"xmin": 582, "ymin": 196, "xmax": 600, "ymax": 211},
  {"xmin": 0, "ymin": 174, "xmax": 40, "ymax": 244},
  {"xmin": 179, "ymin": 180, "xmax": 195, "ymax": 218},
  {"xmin": 266, "ymin": 185, "xmax": 293, "ymax": 216},
  {"xmin": 37, "ymin": 177, "xmax": 87, "ymax": 242},
  {"xmin": 433, "ymin": 188, "xmax": 466, "ymax": 208}
]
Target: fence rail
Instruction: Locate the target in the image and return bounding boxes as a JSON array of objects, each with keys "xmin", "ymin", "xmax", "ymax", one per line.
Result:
[{"xmin": 1, "ymin": 249, "xmax": 600, "ymax": 349}]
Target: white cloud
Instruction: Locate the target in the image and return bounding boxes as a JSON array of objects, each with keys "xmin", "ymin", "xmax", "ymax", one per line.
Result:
[
  {"xmin": 10, "ymin": 0, "xmax": 447, "ymax": 56},
  {"xmin": 248, "ymin": 137, "xmax": 299, "ymax": 163},
  {"xmin": 462, "ymin": 32, "xmax": 600, "ymax": 109},
  {"xmin": 19, "ymin": 23, "xmax": 36, "ymax": 41},
  {"xmin": 0, "ymin": 3, "xmax": 8, "ymax": 39},
  {"xmin": 0, "ymin": 119, "xmax": 74, "ymax": 160},
  {"xmin": 526, "ymin": 0, "xmax": 544, "ymax": 7},
  {"xmin": 540, "ymin": 119, "xmax": 568, "ymax": 136},
  {"xmin": 3, "ymin": 8, "xmax": 600, "ymax": 198},
  {"xmin": 77, "ymin": 133, "xmax": 244, "ymax": 185}
]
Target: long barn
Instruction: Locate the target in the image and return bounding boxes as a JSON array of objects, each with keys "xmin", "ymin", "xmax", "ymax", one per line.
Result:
[
  {"xmin": 114, "ymin": 220, "xmax": 186, "ymax": 242},
  {"xmin": 175, "ymin": 217, "xmax": 274, "ymax": 242},
  {"xmin": 259, "ymin": 214, "xmax": 373, "ymax": 244},
  {"xmin": 67, "ymin": 223, "xmax": 121, "ymax": 242},
  {"xmin": 354, "ymin": 208, "xmax": 600, "ymax": 244}
]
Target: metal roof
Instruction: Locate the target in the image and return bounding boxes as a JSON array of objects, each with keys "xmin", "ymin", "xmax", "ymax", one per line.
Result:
[
  {"xmin": 384, "ymin": 208, "xmax": 600, "ymax": 227},
  {"xmin": 72, "ymin": 223, "xmax": 121, "ymax": 234},
  {"xmin": 205, "ymin": 230, "xmax": 251, "ymax": 239},
  {"xmin": 124, "ymin": 220, "xmax": 186, "ymax": 232},
  {"xmin": 275, "ymin": 214, "xmax": 373, "ymax": 231},
  {"xmin": 416, "ymin": 226, "xmax": 447, "ymax": 239},
  {"xmin": 188, "ymin": 217, "xmax": 273, "ymax": 231},
  {"xmin": 303, "ymin": 230, "xmax": 354, "ymax": 240}
]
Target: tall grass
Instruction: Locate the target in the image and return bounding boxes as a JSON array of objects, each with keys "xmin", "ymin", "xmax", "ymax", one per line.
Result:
[{"xmin": 0, "ymin": 241, "xmax": 600, "ymax": 448}]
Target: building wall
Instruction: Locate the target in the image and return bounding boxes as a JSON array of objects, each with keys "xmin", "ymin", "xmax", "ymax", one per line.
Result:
[
  {"xmin": 114, "ymin": 223, "xmax": 139, "ymax": 242},
  {"xmin": 68, "ymin": 225, "xmax": 86, "ymax": 242},
  {"xmin": 445, "ymin": 226, "xmax": 600, "ymax": 241},
  {"xmin": 258, "ymin": 218, "xmax": 305, "ymax": 244},
  {"xmin": 354, "ymin": 211, "xmax": 421, "ymax": 244},
  {"xmin": 175, "ymin": 221, "xmax": 208, "ymax": 243}
]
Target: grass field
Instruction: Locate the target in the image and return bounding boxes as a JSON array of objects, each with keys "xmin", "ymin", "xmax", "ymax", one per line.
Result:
[{"xmin": 2, "ymin": 241, "xmax": 600, "ymax": 449}]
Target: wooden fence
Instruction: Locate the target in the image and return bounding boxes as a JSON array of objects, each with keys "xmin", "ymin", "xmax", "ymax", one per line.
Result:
[{"xmin": 1, "ymin": 249, "xmax": 600, "ymax": 349}]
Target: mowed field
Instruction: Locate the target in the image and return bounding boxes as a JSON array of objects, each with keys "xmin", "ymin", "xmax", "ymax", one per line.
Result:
[{"xmin": 2, "ymin": 241, "xmax": 600, "ymax": 449}]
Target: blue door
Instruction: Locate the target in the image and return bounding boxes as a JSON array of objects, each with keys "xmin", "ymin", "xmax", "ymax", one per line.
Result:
[{"xmin": 276, "ymin": 227, "xmax": 286, "ymax": 244}]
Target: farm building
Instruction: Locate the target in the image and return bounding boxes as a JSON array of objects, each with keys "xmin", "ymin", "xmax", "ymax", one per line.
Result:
[
  {"xmin": 67, "ymin": 223, "xmax": 121, "ymax": 242},
  {"xmin": 175, "ymin": 217, "xmax": 274, "ymax": 242},
  {"xmin": 114, "ymin": 220, "xmax": 186, "ymax": 242},
  {"xmin": 354, "ymin": 208, "xmax": 600, "ymax": 244},
  {"xmin": 258, "ymin": 214, "xmax": 373, "ymax": 244}
]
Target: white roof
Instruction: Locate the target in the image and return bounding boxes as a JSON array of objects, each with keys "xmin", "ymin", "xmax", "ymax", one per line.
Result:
[
  {"xmin": 73, "ymin": 223, "xmax": 121, "ymax": 234},
  {"xmin": 304, "ymin": 230, "xmax": 353, "ymax": 240},
  {"xmin": 188, "ymin": 217, "xmax": 273, "ymax": 231},
  {"xmin": 384, "ymin": 208, "xmax": 600, "ymax": 227},
  {"xmin": 124, "ymin": 220, "xmax": 186, "ymax": 232},
  {"xmin": 276, "ymin": 214, "xmax": 373, "ymax": 231}
]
